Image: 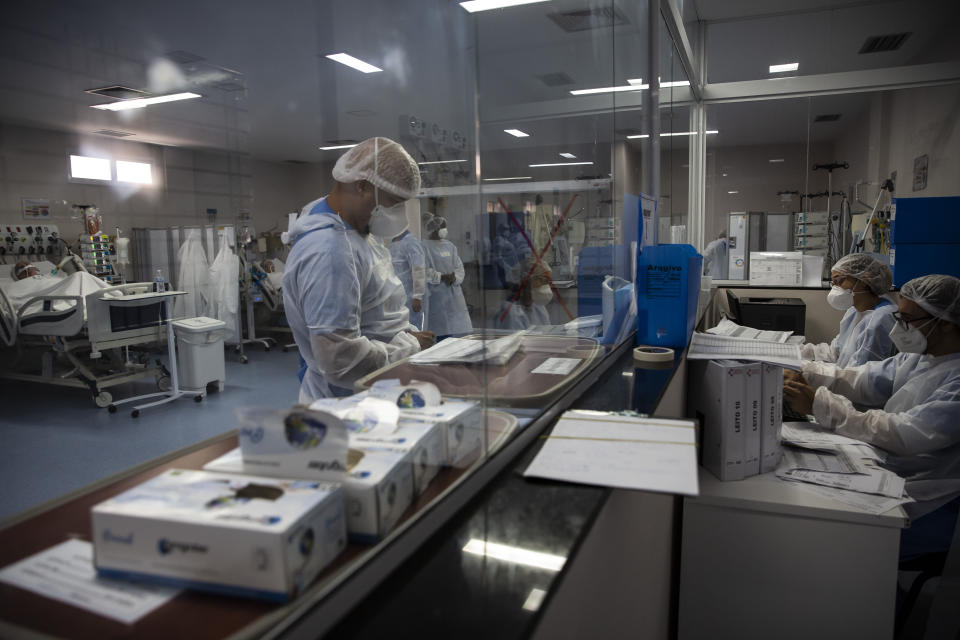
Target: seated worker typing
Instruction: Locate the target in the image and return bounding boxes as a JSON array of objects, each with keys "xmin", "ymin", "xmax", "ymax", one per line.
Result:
[
  {"xmin": 801, "ymin": 253, "xmax": 897, "ymax": 367},
  {"xmin": 784, "ymin": 274, "xmax": 960, "ymax": 559}
]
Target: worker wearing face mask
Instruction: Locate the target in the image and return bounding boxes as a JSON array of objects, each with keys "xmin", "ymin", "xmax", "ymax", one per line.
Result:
[
  {"xmin": 783, "ymin": 274, "xmax": 960, "ymax": 559},
  {"xmin": 283, "ymin": 137, "xmax": 433, "ymax": 402},
  {"xmin": 389, "ymin": 228, "xmax": 427, "ymax": 330},
  {"xmin": 801, "ymin": 253, "xmax": 897, "ymax": 368},
  {"xmin": 423, "ymin": 214, "xmax": 473, "ymax": 339}
]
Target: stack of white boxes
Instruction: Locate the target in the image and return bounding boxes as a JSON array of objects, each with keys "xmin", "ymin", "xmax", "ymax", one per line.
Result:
[{"xmin": 687, "ymin": 359, "xmax": 783, "ymax": 481}]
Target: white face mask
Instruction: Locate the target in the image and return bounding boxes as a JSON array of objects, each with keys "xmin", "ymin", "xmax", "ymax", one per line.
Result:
[
  {"xmin": 368, "ymin": 189, "xmax": 408, "ymax": 239},
  {"xmin": 826, "ymin": 285, "xmax": 855, "ymax": 311},
  {"xmin": 437, "ymin": 228, "xmax": 448, "ymax": 239},
  {"xmin": 532, "ymin": 284, "xmax": 553, "ymax": 306},
  {"xmin": 889, "ymin": 317, "xmax": 936, "ymax": 354}
]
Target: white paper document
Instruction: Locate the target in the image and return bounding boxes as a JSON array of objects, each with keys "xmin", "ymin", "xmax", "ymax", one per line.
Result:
[
  {"xmin": 0, "ymin": 539, "xmax": 180, "ymax": 625},
  {"xmin": 409, "ymin": 333, "xmax": 523, "ymax": 365},
  {"xmin": 784, "ymin": 480, "xmax": 913, "ymax": 516},
  {"xmin": 531, "ymin": 357, "xmax": 581, "ymax": 376},
  {"xmin": 688, "ymin": 332, "xmax": 802, "ymax": 369},
  {"xmin": 706, "ymin": 317, "xmax": 792, "ymax": 343},
  {"xmin": 749, "ymin": 251, "xmax": 804, "ymax": 286},
  {"xmin": 780, "ymin": 446, "xmax": 863, "ymax": 474},
  {"xmin": 523, "ymin": 411, "xmax": 699, "ymax": 496},
  {"xmin": 776, "ymin": 465, "xmax": 906, "ymax": 499},
  {"xmin": 781, "ymin": 421, "xmax": 870, "ymax": 448}
]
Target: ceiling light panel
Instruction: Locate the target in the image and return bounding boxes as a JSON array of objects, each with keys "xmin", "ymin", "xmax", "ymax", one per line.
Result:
[
  {"xmin": 504, "ymin": 129, "xmax": 529, "ymax": 137},
  {"xmin": 460, "ymin": 0, "xmax": 551, "ymax": 13},
  {"xmin": 529, "ymin": 161, "xmax": 592, "ymax": 167},
  {"xmin": 559, "ymin": 152, "xmax": 576, "ymax": 159},
  {"xmin": 483, "ymin": 176, "xmax": 532, "ymax": 181},
  {"xmin": 90, "ymin": 92, "xmax": 201, "ymax": 111},
  {"xmin": 325, "ymin": 53, "xmax": 382, "ymax": 73},
  {"xmin": 319, "ymin": 144, "xmax": 359, "ymax": 150},
  {"xmin": 769, "ymin": 62, "xmax": 799, "ymax": 73}
]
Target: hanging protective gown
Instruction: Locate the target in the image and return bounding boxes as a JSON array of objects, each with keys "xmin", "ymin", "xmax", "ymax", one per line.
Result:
[
  {"xmin": 173, "ymin": 229, "xmax": 209, "ymax": 319},
  {"xmin": 207, "ymin": 232, "xmax": 239, "ymax": 342},
  {"xmin": 389, "ymin": 230, "xmax": 427, "ymax": 330},
  {"xmin": 802, "ymin": 352, "xmax": 960, "ymax": 519},
  {"xmin": 801, "ymin": 298, "xmax": 897, "ymax": 368},
  {"xmin": 283, "ymin": 197, "xmax": 419, "ymax": 402},
  {"xmin": 701, "ymin": 237, "xmax": 727, "ymax": 279}
]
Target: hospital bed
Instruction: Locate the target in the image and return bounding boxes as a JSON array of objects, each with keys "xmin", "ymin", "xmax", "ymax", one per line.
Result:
[{"xmin": 0, "ymin": 265, "xmax": 178, "ymax": 407}]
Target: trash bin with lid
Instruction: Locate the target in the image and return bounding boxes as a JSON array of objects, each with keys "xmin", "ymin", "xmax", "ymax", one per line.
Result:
[{"xmin": 173, "ymin": 316, "xmax": 227, "ymax": 395}]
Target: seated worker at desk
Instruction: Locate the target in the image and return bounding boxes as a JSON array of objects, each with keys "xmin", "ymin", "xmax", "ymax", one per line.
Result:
[
  {"xmin": 283, "ymin": 137, "xmax": 433, "ymax": 403},
  {"xmin": 801, "ymin": 253, "xmax": 897, "ymax": 368},
  {"xmin": 783, "ymin": 274, "xmax": 960, "ymax": 559}
]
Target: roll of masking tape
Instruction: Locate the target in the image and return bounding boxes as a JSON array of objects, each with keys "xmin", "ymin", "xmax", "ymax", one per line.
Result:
[{"xmin": 633, "ymin": 345, "xmax": 674, "ymax": 363}]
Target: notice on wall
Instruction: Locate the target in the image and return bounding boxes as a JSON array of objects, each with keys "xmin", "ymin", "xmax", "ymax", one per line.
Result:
[
  {"xmin": 0, "ymin": 539, "xmax": 180, "ymax": 625},
  {"xmin": 22, "ymin": 198, "xmax": 50, "ymax": 219}
]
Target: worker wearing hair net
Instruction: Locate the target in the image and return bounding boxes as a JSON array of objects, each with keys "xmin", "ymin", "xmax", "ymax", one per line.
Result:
[
  {"xmin": 283, "ymin": 137, "xmax": 433, "ymax": 402},
  {"xmin": 800, "ymin": 253, "xmax": 897, "ymax": 368},
  {"xmin": 389, "ymin": 228, "xmax": 427, "ymax": 330},
  {"xmin": 701, "ymin": 230, "xmax": 727, "ymax": 279},
  {"xmin": 423, "ymin": 214, "xmax": 472, "ymax": 338},
  {"xmin": 783, "ymin": 275, "xmax": 960, "ymax": 559}
]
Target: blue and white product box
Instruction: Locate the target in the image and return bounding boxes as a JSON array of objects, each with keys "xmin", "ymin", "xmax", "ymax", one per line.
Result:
[
  {"xmin": 91, "ymin": 469, "xmax": 346, "ymax": 602},
  {"xmin": 236, "ymin": 407, "xmax": 349, "ymax": 481},
  {"xmin": 204, "ymin": 447, "xmax": 414, "ymax": 544},
  {"xmin": 397, "ymin": 400, "xmax": 483, "ymax": 468},
  {"xmin": 342, "ymin": 446, "xmax": 414, "ymax": 543},
  {"xmin": 351, "ymin": 420, "xmax": 445, "ymax": 498}
]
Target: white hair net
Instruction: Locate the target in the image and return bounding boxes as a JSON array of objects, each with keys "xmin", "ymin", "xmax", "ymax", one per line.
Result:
[
  {"xmin": 425, "ymin": 214, "xmax": 446, "ymax": 234},
  {"xmin": 331, "ymin": 137, "xmax": 421, "ymax": 200},
  {"xmin": 831, "ymin": 253, "xmax": 893, "ymax": 296},
  {"xmin": 899, "ymin": 275, "xmax": 960, "ymax": 327}
]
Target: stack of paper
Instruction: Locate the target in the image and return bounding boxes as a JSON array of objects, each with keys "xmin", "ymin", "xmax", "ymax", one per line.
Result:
[
  {"xmin": 688, "ymin": 332, "xmax": 802, "ymax": 369},
  {"xmin": 775, "ymin": 421, "xmax": 913, "ymax": 515},
  {"xmin": 409, "ymin": 333, "xmax": 524, "ymax": 365},
  {"xmin": 706, "ymin": 317, "xmax": 793, "ymax": 343}
]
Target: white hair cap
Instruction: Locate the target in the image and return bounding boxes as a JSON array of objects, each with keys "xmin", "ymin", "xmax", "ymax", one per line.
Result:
[
  {"xmin": 831, "ymin": 253, "xmax": 893, "ymax": 296},
  {"xmin": 900, "ymin": 274, "xmax": 960, "ymax": 327},
  {"xmin": 331, "ymin": 137, "xmax": 421, "ymax": 201}
]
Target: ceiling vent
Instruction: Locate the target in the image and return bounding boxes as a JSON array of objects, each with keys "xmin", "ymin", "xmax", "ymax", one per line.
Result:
[
  {"xmin": 93, "ymin": 129, "xmax": 134, "ymax": 137},
  {"xmin": 537, "ymin": 72, "xmax": 575, "ymax": 87},
  {"xmin": 858, "ymin": 32, "xmax": 911, "ymax": 54},
  {"xmin": 165, "ymin": 50, "xmax": 206, "ymax": 64},
  {"xmin": 548, "ymin": 6, "xmax": 628, "ymax": 32},
  {"xmin": 85, "ymin": 85, "xmax": 148, "ymax": 100},
  {"xmin": 813, "ymin": 113, "xmax": 842, "ymax": 123}
]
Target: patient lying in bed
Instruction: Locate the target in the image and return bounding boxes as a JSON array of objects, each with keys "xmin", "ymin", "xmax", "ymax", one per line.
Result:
[{"xmin": 3, "ymin": 260, "xmax": 112, "ymax": 315}]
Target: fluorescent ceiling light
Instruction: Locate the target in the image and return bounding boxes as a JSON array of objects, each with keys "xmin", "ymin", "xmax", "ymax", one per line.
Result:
[
  {"xmin": 483, "ymin": 176, "xmax": 532, "ymax": 181},
  {"xmin": 463, "ymin": 539, "xmax": 566, "ymax": 572},
  {"xmin": 769, "ymin": 62, "xmax": 799, "ymax": 73},
  {"xmin": 559, "ymin": 152, "xmax": 576, "ymax": 159},
  {"xmin": 529, "ymin": 161, "xmax": 593, "ymax": 167},
  {"xmin": 90, "ymin": 92, "xmax": 201, "ymax": 111},
  {"xmin": 626, "ymin": 130, "xmax": 718, "ymax": 139},
  {"xmin": 769, "ymin": 158, "xmax": 785, "ymax": 163},
  {"xmin": 522, "ymin": 588, "xmax": 547, "ymax": 612},
  {"xmin": 318, "ymin": 144, "xmax": 359, "ymax": 151},
  {"xmin": 460, "ymin": 0, "xmax": 551, "ymax": 13},
  {"xmin": 504, "ymin": 129, "xmax": 530, "ymax": 138},
  {"xmin": 569, "ymin": 85, "xmax": 641, "ymax": 96},
  {"xmin": 70, "ymin": 155, "xmax": 111, "ymax": 181},
  {"xmin": 728, "ymin": 190, "xmax": 739, "ymax": 194},
  {"xmin": 116, "ymin": 160, "xmax": 152, "ymax": 184},
  {"xmin": 418, "ymin": 159, "xmax": 468, "ymax": 165},
  {"xmin": 325, "ymin": 53, "xmax": 382, "ymax": 73},
  {"xmin": 627, "ymin": 78, "xmax": 690, "ymax": 88}
]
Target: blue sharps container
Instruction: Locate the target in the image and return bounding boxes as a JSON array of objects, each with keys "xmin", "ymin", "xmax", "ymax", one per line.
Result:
[{"xmin": 636, "ymin": 244, "xmax": 703, "ymax": 348}]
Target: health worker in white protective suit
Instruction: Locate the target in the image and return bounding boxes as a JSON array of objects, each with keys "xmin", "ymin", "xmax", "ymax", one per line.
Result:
[
  {"xmin": 801, "ymin": 253, "xmax": 897, "ymax": 368},
  {"xmin": 282, "ymin": 137, "xmax": 433, "ymax": 402},
  {"xmin": 422, "ymin": 214, "xmax": 472, "ymax": 338},
  {"xmin": 389, "ymin": 229, "xmax": 427, "ymax": 330},
  {"xmin": 701, "ymin": 230, "xmax": 727, "ymax": 279},
  {"xmin": 783, "ymin": 274, "xmax": 960, "ymax": 560}
]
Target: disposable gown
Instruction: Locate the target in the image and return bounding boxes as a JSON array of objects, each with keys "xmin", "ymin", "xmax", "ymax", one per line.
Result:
[
  {"xmin": 207, "ymin": 233, "xmax": 239, "ymax": 342},
  {"xmin": 801, "ymin": 299, "xmax": 897, "ymax": 367},
  {"xmin": 702, "ymin": 238, "xmax": 727, "ymax": 279},
  {"xmin": 389, "ymin": 231, "xmax": 427, "ymax": 330},
  {"xmin": 528, "ymin": 303, "xmax": 550, "ymax": 326},
  {"xmin": 424, "ymin": 238, "xmax": 472, "ymax": 336},
  {"xmin": 491, "ymin": 299, "xmax": 529, "ymax": 331},
  {"xmin": 173, "ymin": 229, "xmax": 209, "ymax": 319},
  {"xmin": 802, "ymin": 352, "xmax": 960, "ymax": 518},
  {"xmin": 283, "ymin": 199, "xmax": 419, "ymax": 402}
]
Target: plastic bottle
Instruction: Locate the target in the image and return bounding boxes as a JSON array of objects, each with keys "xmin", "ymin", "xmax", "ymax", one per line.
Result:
[{"xmin": 154, "ymin": 268, "xmax": 165, "ymax": 292}]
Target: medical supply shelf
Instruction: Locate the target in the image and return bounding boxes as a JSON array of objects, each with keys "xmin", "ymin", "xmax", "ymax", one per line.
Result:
[{"xmin": 0, "ymin": 337, "xmax": 652, "ymax": 639}]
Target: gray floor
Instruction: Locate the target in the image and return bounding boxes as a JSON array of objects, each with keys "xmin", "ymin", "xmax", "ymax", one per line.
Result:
[{"xmin": 0, "ymin": 345, "xmax": 300, "ymax": 521}]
